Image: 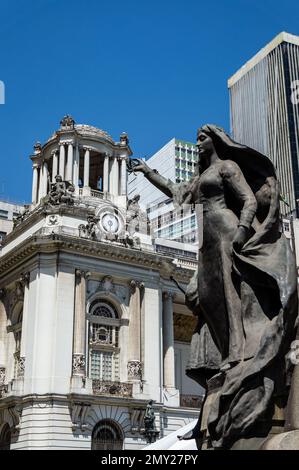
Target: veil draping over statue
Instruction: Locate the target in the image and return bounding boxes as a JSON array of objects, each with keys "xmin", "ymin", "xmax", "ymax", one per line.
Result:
[{"xmin": 172, "ymin": 125, "xmax": 298, "ymax": 448}]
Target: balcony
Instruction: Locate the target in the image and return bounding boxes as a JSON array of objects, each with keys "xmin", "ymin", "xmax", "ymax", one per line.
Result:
[{"xmin": 92, "ymin": 380, "xmax": 133, "ymax": 398}]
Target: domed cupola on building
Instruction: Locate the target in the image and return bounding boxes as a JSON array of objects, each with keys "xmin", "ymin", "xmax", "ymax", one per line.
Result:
[{"xmin": 31, "ymin": 115, "xmax": 131, "ymax": 208}]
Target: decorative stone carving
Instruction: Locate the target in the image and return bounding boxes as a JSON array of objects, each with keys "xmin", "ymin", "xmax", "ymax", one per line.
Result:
[
  {"xmin": 92, "ymin": 380, "xmax": 133, "ymax": 397},
  {"xmin": 75, "ymin": 269, "xmax": 91, "ymax": 280},
  {"xmin": 13, "ymin": 209, "xmax": 30, "ymax": 229},
  {"xmin": 33, "ymin": 141, "xmax": 42, "ymax": 154},
  {"xmin": 127, "ymin": 360, "xmax": 142, "ymax": 380},
  {"xmin": 0, "ymin": 384, "xmax": 8, "ymax": 399},
  {"xmin": 120, "ymin": 132, "xmax": 129, "ymax": 146},
  {"xmin": 47, "ymin": 175, "xmax": 75, "ymax": 206},
  {"xmin": 7, "ymin": 406, "xmax": 22, "ymax": 433},
  {"xmin": 20, "ymin": 272, "xmax": 30, "ymax": 288},
  {"xmin": 125, "ymin": 195, "xmax": 149, "ymax": 247},
  {"xmin": 143, "ymin": 400, "xmax": 159, "ymax": 444},
  {"xmin": 100, "ymin": 275, "xmax": 114, "ymax": 293},
  {"xmin": 78, "ymin": 216, "xmax": 97, "ymax": 239},
  {"xmin": 72, "ymin": 354, "xmax": 85, "ymax": 375},
  {"xmin": 70, "ymin": 402, "xmax": 91, "ymax": 432},
  {"xmin": 60, "ymin": 114, "xmax": 75, "ymax": 129},
  {"xmin": 130, "ymin": 408, "xmax": 145, "ymax": 433},
  {"xmin": 129, "ymin": 279, "xmax": 145, "ymax": 294},
  {"xmin": 87, "ymin": 277, "xmax": 128, "ymax": 303},
  {"xmin": 46, "ymin": 214, "xmax": 60, "ymax": 226},
  {"xmin": 15, "ymin": 356, "xmax": 25, "ymax": 378},
  {"xmin": 0, "ymin": 367, "xmax": 5, "ymax": 385}
]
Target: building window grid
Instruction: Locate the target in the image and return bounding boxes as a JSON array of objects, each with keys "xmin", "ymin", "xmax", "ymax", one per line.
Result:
[
  {"xmin": 88, "ymin": 301, "xmax": 120, "ymax": 382},
  {"xmin": 0, "ymin": 210, "xmax": 8, "ymax": 220}
]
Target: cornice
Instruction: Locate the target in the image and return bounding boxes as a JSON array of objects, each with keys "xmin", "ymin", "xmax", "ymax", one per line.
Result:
[
  {"xmin": 0, "ymin": 233, "xmax": 193, "ymax": 284},
  {"xmin": 0, "ymin": 392, "xmax": 161, "ymax": 410}
]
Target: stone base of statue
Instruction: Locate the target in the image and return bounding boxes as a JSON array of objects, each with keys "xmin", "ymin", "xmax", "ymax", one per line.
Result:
[
  {"xmin": 259, "ymin": 430, "xmax": 299, "ymax": 449},
  {"xmin": 198, "ymin": 370, "xmax": 291, "ymax": 450},
  {"xmin": 142, "ymin": 429, "xmax": 160, "ymax": 444}
]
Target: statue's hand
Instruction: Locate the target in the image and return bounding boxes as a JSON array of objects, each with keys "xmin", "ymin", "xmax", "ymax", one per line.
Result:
[
  {"xmin": 232, "ymin": 226, "xmax": 249, "ymax": 252},
  {"xmin": 127, "ymin": 158, "xmax": 151, "ymax": 174}
]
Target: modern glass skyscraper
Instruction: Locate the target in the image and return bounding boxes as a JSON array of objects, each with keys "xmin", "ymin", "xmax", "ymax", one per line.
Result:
[{"xmin": 228, "ymin": 32, "xmax": 299, "ymax": 215}]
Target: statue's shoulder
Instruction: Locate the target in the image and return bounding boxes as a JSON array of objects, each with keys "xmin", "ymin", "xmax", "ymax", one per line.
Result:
[{"xmin": 219, "ymin": 159, "xmax": 241, "ymax": 178}]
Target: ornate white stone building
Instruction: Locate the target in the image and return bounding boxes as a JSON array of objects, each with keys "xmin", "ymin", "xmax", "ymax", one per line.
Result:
[{"xmin": 0, "ymin": 116, "xmax": 200, "ymax": 450}]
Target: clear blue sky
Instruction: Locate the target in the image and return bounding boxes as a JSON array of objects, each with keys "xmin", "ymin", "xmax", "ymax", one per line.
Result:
[{"xmin": 0, "ymin": 0, "xmax": 299, "ymax": 203}]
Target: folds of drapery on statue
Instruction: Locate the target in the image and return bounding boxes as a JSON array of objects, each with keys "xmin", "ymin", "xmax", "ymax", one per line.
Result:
[
  {"xmin": 172, "ymin": 125, "xmax": 299, "ymax": 448},
  {"xmin": 208, "ymin": 176, "xmax": 298, "ymax": 448}
]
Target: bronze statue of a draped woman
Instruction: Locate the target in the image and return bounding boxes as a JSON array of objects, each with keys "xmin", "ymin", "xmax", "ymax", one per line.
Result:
[{"xmin": 128, "ymin": 125, "xmax": 298, "ymax": 449}]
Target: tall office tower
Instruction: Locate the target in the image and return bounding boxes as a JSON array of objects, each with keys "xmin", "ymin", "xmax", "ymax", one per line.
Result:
[
  {"xmin": 128, "ymin": 138, "xmax": 199, "ymax": 259},
  {"xmin": 228, "ymin": 32, "xmax": 299, "ymax": 215}
]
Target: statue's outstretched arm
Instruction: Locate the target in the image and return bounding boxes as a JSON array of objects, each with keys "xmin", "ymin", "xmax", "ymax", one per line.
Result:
[{"xmin": 127, "ymin": 158, "xmax": 174, "ymax": 199}]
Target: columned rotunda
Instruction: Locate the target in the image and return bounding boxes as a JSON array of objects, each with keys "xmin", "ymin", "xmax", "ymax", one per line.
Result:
[
  {"xmin": 0, "ymin": 117, "xmax": 200, "ymax": 450},
  {"xmin": 31, "ymin": 115, "xmax": 129, "ymax": 207}
]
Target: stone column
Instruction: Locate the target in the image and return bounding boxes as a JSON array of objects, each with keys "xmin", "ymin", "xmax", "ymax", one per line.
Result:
[
  {"xmin": 120, "ymin": 157, "xmax": 127, "ymax": 195},
  {"xmin": 162, "ymin": 292, "xmax": 175, "ymax": 389},
  {"xmin": 110, "ymin": 156, "xmax": 119, "ymax": 196},
  {"xmin": 83, "ymin": 148, "xmax": 90, "ymax": 187},
  {"xmin": 127, "ymin": 280, "xmax": 144, "ymax": 381},
  {"xmin": 73, "ymin": 144, "xmax": 79, "ymax": 186},
  {"xmin": 42, "ymin": 161, "xmax": 49, "ymax": 197},
  {"xmin": 19, "ymin": 272, "xmax": 30, "ymax": 379},
  {"xmin": 37, "ymin": 164, "xmax": 43, "ymax": 202},
  {"xmin": 51, "ymin": 150, "xmax": 58, "ymax": 183},
  {"xmin": 59, "ymin": 143, "xmax": 65, "ymax": 180},
  {"xmin": 72, "ymin": 269, "xmax": 89, "ymax": 376},
  {"xmin": 103, "ymin": 153, "xmax": 109, "ymax": 193},
  {"xmin": 66, "ymin": 142, "xmax": 74, "ymax": 182},
  {"xmin": 32, "ymin": 163, "xmax": 39, "ymax": 204}
]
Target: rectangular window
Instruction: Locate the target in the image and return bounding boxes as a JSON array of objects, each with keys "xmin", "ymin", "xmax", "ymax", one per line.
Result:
[
  {"xmin": 90, "ymin": 350, "xmax": 113, "ymax": 381},
  {"xmin": 0, "ymin": 210, "xmax": 8, "ymax": 220},
  {"xmin": 0, "ymin": 231, "xmax": 6, "ymax": 242}
]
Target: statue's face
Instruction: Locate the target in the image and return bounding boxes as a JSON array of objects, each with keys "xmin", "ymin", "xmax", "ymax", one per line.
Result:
[
  {"xmin": 196, "ymin": 131, "xmax": 214, "ymax": 156},
  {"xmin": 56, "ymin": 176, "xmax": 62, "ymax": 182}
]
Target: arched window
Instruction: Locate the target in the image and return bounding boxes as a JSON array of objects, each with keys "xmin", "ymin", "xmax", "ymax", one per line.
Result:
[
  {"xmin": 91, "ymin": 419, "xmax": 123, "ymax": 450},
  {"xmin": 88, "ymin": 300, "xmax": 120, "ymax": 382},
  {"xmin": 0, "ymin": 424, "xmax": 11, "ymax": 450}
]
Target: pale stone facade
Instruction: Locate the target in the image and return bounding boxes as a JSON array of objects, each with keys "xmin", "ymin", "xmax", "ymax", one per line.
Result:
[{"xmin": 0, "ymin": 117, "xmax": 200, "ymax": 450}]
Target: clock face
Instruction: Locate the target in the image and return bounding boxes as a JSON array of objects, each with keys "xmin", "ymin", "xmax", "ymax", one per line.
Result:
[{"xmin": 101, "ymin": 212, "xmax": 120, "ymax": 233}]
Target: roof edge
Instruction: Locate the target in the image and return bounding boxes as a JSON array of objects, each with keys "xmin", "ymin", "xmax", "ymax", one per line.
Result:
[{"xmin": 228, "ymin": 31, "xmax": 299, "ymax": 88}]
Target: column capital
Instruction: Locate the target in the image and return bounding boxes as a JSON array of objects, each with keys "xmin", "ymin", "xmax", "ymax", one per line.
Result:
[
  {"xmin": 83, "ymin": 146, "xmax": 92, "ymax": 152},
  {"xmin": 32, "ymin": 162, "xmax": 40, "ymax": 169},
  {"xmin": 20, "ymin": 272, "xmax": 30, "ymax": 288},
  {"xmin": 129, "ymin": 279, "xmax": 145, "ymax": 293},
  {"xmin": 51, "ymin": 149, "xmax": 58, "ymax": 156},
  {"xmin": 163, "ymin": 291, "xmax": 175, "ymax": 301},
  {"xmin": 75, "ymin": 269, "xmax": 91, "ymax": 280}
]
